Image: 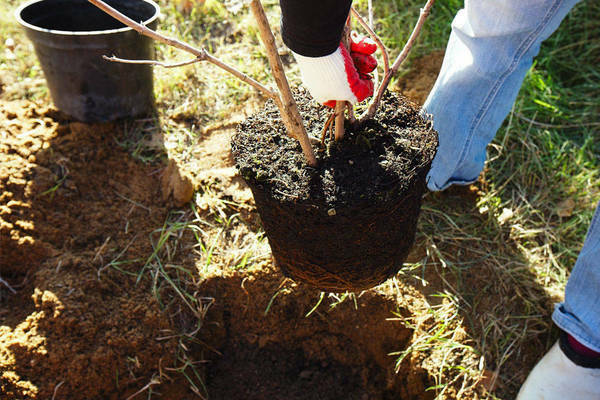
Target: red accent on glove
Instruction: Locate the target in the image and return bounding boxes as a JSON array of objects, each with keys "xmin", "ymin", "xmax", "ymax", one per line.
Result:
[
  {"xmin": 352, "ymin": 53, "xmax": 377, "ymax": 74},
  {"xmin": 324, "ymin": 33, "xmax": 377, "ymax": 108},
  {"xmin": 351, "ymin": 32, "xmax": 378, "ymax": 55}
]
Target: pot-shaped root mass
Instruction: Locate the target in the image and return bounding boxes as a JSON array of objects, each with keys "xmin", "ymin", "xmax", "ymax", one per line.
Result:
[{"xmin": 232, "ymin": 89, "xmax": 438, "ymax": 292}]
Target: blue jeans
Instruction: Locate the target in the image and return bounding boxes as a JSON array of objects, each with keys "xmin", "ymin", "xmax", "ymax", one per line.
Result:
[{"xmin": 423, "ymin": 0, "xmax": 600, "ymax": 352}]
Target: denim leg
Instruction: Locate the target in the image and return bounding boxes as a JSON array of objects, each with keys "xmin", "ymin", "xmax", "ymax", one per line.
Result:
[
  {"xmin": 553, "ymin": 202, "xmax": 600, "ymax": 352},
  {"xmin": 423, "ymin": 0, "xmax": 581, "ymax": 191}
]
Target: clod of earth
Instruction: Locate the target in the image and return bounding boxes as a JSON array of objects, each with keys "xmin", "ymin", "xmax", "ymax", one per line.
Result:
[{"xmin": 232, "ymin": 88, "xmax": 438, "ymax": 292}]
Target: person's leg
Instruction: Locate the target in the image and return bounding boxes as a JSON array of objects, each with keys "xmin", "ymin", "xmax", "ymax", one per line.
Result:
[
  {"xmin": 424, "ymin": 1, "xmax": 600, "ymax": 397},
  {"xmin": 517, "ymin": 203, "xmax": 600, "ymax": 399},
  {"xmin": 426, "ymin": 0, "xmax": 599, "ymax": 352},
  {"xmin": 553, "ymin": 202, "xmax": 600, "ymax": 353},
  {"xmin": 423, "ymin": 0, "xmax": 581, "ymax": 191}
]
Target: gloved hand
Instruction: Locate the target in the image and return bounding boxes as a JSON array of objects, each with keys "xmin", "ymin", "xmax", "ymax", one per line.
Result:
[{"xmin": 292, "ymin": 33, "xmax": 377, "ymax": 107}]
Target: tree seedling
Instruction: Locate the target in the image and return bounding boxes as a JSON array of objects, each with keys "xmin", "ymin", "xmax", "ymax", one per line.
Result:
[{"xmin": 88, "ymin": 0, "xmax": 435, "ymax": 166}]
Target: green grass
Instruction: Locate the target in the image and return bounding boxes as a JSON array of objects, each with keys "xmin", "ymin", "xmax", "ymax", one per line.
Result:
[{"xmin": 0, "ymin": 0, "xmax": 47, "ymax": 101}]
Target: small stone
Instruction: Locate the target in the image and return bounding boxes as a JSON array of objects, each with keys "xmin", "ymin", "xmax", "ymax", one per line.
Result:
[{"xmin": 5, "ymin": 38, "xmax": 15, "ymax": 51}]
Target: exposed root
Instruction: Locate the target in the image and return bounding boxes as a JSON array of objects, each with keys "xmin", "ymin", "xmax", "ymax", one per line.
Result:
[{"xmin": 320, "ymin": 111, "xmax": 336, "ymax": 145}]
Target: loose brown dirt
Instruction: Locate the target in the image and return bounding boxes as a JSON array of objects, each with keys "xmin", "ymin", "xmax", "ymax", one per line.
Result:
[
  {"xmin": 198, "ymin": 265, "xmax": 435, "ymax": 400},
  {"xmin": 395, "ymin": 50, "xmax": 445, "ymax": 105},
  {"xmin": 0, "ymin": 100, "xmax": 179, "ymax": 399}
]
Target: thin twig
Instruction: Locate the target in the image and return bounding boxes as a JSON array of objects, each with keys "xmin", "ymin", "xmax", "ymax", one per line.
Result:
[
  {"xmin": 249, "ymin": 0, "xmax": 317, "ymax": 166},
  {"xmin": 51, "ymin": 381, "xmax": 65, "ymax": 400},
  {"xmin": 360, "ymin": 0, "xmax": 435, "ymax": 123},
  {"xmin": 0, "ymin": 277, "xmax": 17, "ymax": 294},
  {"xmin": 321, "ymin": 112, "xmax": 335, "ymax": 144},
  {"xmin": 115, "ymin": 191, "xmax": 152, "ymax": 212},
  {"xmin": 351, "ymin": 7, "xmax": 389, "ymax": 79},
  {"xmin": 88, "ymin": 0, "xmax": 276, "ymax": 99},
  {"xmin": 368, "ymin": 0, "xmax": 377, "ymax": 87},
  {"xmin": 92, "ymin": 236, "xmax": 112, "ymax": 264},
  {"xmin": 103, "ymin": 55, "xmax": 201, "ymax": 68},
  {"xmin": 125, "ymin": 377, "xmax": 162, "ymax": 400}
]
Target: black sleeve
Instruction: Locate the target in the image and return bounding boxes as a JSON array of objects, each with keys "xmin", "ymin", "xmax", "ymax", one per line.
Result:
[{"xmin": 279, "ymin": 0, "xmax": 352, "ymax": 57}]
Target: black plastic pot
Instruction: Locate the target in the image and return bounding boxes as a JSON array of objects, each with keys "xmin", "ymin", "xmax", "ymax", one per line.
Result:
[{"xmin": 16, "ymin": 0, "xmax": 160, "ymax": 122}]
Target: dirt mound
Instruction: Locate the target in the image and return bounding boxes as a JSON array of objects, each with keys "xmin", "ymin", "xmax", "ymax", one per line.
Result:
[{"xmin": 0, "ymin": 100, "xmax": 178, "ymax": 399}]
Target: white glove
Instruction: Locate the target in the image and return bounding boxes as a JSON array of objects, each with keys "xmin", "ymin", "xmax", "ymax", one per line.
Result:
[{"xmin": 292, "ymin": 34, "xmax": 377, "ymax": 107}]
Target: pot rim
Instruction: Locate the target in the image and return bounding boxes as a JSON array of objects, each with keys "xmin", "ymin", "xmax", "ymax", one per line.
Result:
[{"xmin": 15, "ymin": 0, "xmax": 160, "ymax": 36}]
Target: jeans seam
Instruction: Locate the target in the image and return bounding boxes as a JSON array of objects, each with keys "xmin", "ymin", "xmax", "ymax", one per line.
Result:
[{"xmin": 453, "ymin": 0, "xmax": 565, "ymax": 175}]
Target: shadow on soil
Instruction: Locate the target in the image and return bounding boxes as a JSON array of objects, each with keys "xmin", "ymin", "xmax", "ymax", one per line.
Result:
[
  {"xmin": 197, "ymin": 266, "xmax": 432, "ymax": 400},
  {"xmin": 412, "ymin": 186, "xmax": 559, "ymax": 397},
  {"xmin": 189, "ymin": 185, "xmax": 557, "ymax": 399}
]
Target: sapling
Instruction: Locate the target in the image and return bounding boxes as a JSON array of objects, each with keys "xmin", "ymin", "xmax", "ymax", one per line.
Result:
[
  {"xmin": 89, "ymin": 0, "xmax": 438, "ymax": 291},
  {"xmin": 88, "ymin": 0, "xmax": 434, "ymax": 164}
]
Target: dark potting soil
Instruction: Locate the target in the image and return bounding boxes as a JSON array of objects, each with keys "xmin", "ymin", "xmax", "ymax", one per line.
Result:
[
  {"xmin": 232, "ymin": 88, "xmax": 437, "ymax": 208},
  {"xmin": 231, "ymin": 89, "xmax": 438, "ymax": 292}
]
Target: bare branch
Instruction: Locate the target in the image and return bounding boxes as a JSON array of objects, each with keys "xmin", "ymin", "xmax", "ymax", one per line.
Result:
[
  {"xmin": 249, "ymin": 0, "xmax": 317, "ymax": 166},
  {"xmin": 88, "ymin": 0, "xmax": 276, "ymax": 99},
  {"xmin": 351, "ymin": 7, "xmax": 389, "ymax": 79},
  {"xmin": 334, "ymin": 17, "xmax": 352, "ymax": 141},
  {"xmin": 390, "ymin": 0, "xmax": 435, "ymax": 74},
  {"xmin": 103, "ymin": 55, "xmax": 202, "ymax": 68},
  {"xmin": 360, "ymin": 0, "xmax": 435, "ymax": 123},
  {"xmin": 367, "ymin": 0, "xmax": 378, "ymax": 86},
  {"xmin": 90, "ymin": 0, "xmax": 200, "ymax": 55}
]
